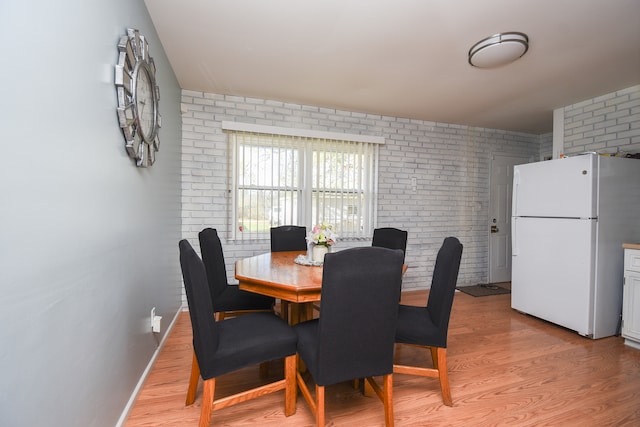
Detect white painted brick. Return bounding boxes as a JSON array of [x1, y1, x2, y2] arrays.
[[583, 101, 607, 113], [619, 128, 640, 139], [617, 98, 640, 111], [584, 128, 606, 138], [594, 134, 617, 144], [179, 89, 640, 292]]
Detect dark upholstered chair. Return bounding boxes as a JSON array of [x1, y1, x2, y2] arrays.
[[270, 225, 308, 320], [185, 228, 275, 405], [393, 237, 463, 407], [270, 225, 308, 252], [199, 228, 275, 319], [372, 227, 408, 262], [179, 239, 297, 426], [294, 247, 405, 426]]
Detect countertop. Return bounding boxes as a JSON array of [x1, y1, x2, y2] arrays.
[[623, 243, 640, 250]]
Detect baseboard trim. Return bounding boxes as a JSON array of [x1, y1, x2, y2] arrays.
[[115, 304, 185, 426]]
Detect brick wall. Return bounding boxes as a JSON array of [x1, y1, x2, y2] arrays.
[[563, 85, 640, 156], [181, 91, 539, 294], [539, 132, 553, 160]]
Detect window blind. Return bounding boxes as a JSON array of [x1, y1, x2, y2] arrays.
[[227, 125, 380, 241]]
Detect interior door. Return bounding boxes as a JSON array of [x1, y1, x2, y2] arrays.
[[488, 154, 530, 283]]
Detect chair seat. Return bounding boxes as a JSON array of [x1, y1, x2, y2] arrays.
[[395, 305, 445, 348], [293, 319, 320, 377], [200, 312, 297, 379], [212, 285, 274, 313], [295, 318, 394, 386]]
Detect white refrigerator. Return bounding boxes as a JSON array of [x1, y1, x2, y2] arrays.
[[511, 153, 640, 339]]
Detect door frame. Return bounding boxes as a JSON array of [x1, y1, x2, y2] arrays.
[[488, 153, 532, 283]]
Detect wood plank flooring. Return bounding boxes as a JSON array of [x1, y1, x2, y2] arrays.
[[125, 290, 640, 426]]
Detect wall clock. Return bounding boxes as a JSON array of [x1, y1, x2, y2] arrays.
[[115, 28, 161, 167]]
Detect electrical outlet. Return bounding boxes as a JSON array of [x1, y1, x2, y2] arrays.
[[151, 307, 162, 333], [152, 315, 162, 333]]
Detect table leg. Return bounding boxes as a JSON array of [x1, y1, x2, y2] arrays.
[[280, 300, 289, 323], [290, 302, 315, 324], [290, 303, 300, 325], [300, 302, 314, 322]]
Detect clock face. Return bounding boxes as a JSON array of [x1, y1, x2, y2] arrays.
[[135, 63, 156, 142], [115, 29, 161, 167]]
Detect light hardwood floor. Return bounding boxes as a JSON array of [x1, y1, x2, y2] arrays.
[[125, 290, 640, 426]]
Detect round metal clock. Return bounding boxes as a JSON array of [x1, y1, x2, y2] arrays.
[[115, 28, 161, 167]]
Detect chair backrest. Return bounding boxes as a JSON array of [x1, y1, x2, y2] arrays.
[[198, 228, 229, 300], [179, 239, 220, 375], [270, 225, 308, 252], [426, 237, 463, 345], [315, 246, 404, 386], [372, 227, 408, 261]]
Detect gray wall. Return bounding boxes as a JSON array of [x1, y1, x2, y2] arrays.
[[180, 91, 540, 292], [0, 1, 182, 426]]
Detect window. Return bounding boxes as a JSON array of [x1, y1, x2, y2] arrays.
[[224, 122, 383, 241]]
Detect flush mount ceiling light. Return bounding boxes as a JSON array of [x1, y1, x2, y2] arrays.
[[468, 32, 529, 68]]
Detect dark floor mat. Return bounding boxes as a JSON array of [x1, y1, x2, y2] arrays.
[[456, 284, 511, 297]]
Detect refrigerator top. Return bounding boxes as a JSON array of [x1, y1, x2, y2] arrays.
[[513, 153, 597, 218]]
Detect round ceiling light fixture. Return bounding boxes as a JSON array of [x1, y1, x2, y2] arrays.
[[468, 32, 529, 68]]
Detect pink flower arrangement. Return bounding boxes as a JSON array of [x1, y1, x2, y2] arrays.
[[307, 223, 338, 247]]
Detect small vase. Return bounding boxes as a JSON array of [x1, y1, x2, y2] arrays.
[[312, 245, 329, 263]]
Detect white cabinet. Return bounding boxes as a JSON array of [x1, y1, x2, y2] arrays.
[[622, 247, 640, 349]]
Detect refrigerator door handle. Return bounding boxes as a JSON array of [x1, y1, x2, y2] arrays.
[[512, 218, 519, 256], [512, 168, 520, 217]]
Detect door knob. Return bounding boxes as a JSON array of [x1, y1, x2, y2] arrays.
[[491, 225, 499, 233]]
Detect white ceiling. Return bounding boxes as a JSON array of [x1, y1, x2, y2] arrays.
[[144, 0, 640, 135]]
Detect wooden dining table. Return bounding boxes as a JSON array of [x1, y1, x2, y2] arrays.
[[235, 250, 408, 325], [235, 251, 321, 324]]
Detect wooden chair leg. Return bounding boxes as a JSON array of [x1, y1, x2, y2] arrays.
[[434, 347, 452, 406], [284, 354, 297, 416], [364, 378, 374, 397], [430, 347, 438, 369], [383, 373, 394, 427], [199, 378, 216, 427], [315, 384, 325, 427], [394, 344, 453, 407], [365, 375, 394, 427], [186, 351, 200, 405]]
